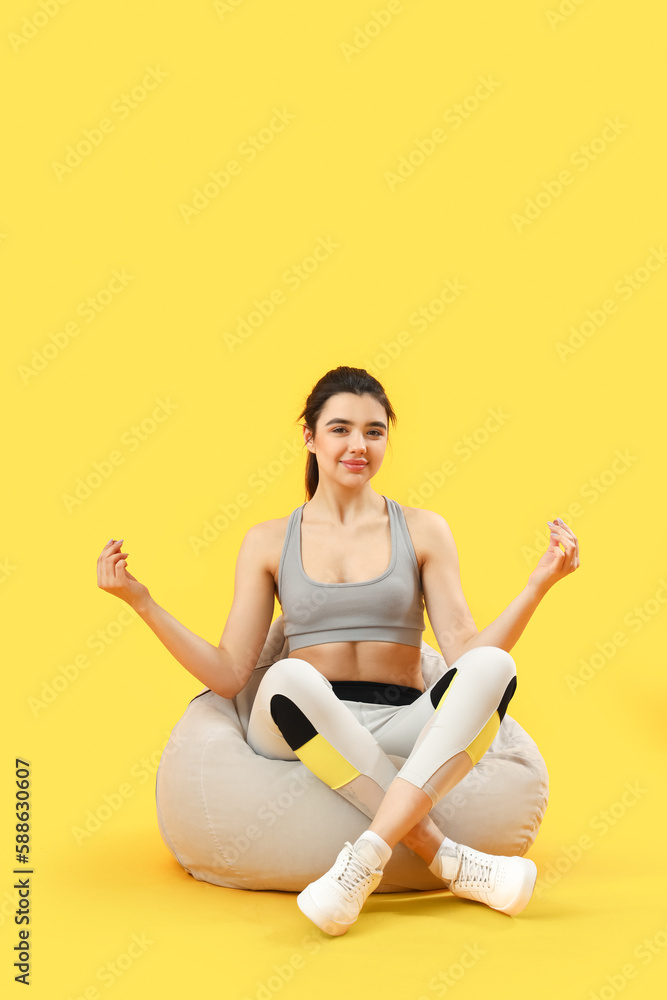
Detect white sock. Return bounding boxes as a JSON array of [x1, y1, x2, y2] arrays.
[[428, 835, 461, 882], [352, 830, 392, 870]]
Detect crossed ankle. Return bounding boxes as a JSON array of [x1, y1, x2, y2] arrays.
[[354, 830, 393, 869], [428, 836, 461, 882]]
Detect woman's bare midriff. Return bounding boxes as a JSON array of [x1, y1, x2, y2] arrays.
[[287, 640, 425, 690]]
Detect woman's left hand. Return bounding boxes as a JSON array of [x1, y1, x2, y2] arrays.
[[527, 518, 580, 594]]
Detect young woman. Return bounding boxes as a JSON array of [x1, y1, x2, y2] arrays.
[[97, 365, 579, 937]]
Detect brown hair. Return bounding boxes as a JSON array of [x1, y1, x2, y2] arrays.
[[297, 366, 397, 501]]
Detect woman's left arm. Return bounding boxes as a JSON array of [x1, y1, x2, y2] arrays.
[[421, 513, 580, 663]]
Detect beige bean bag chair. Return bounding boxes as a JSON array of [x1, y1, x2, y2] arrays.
[[156, 616, 549, 892]]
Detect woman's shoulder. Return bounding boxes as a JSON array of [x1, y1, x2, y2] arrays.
[[245, 506, 297, 541], [242, 505, 301, 572], [393, 502, 454, 569], [393, 500, 451, 530]]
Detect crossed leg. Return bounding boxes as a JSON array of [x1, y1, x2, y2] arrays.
[[246, 645, 517, 864]]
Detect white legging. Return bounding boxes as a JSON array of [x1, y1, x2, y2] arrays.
[[246, 646, 517, 819]]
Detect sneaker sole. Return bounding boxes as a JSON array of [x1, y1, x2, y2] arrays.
[[296, 885, 354, 936], [495, 859, 538, 916]]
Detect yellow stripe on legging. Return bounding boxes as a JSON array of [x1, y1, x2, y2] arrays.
[[295, 733, 361, 789], [463, 711, 501, 766], [434, 674, 457, 712]]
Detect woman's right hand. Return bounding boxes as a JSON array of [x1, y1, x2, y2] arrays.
[[97, 538, 151, 610]]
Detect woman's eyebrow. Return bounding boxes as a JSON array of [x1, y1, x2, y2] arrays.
[[323, 418, 387, 429]]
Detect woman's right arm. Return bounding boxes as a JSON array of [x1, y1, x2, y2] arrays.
[[97, 525, 276, 699]]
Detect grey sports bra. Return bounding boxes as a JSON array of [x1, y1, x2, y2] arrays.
[[277, 495, 426, 651]]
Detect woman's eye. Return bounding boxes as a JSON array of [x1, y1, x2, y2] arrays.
[[332, 427, 382, 436]]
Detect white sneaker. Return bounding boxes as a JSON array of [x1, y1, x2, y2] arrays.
[[297, 839, 384, 936], [431, 838, 537, 916]]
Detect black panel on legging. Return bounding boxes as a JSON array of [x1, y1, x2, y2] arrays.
[[429, 667, 457, 709], [497, 675, 517, 722], [269, 694, 317, 751]]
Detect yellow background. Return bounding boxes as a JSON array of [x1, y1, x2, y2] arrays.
[[3, 0, 666, 997]]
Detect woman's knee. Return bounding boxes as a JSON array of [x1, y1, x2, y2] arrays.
[[452, 646, 517, 715], [255, 658, 333, 722], [452, 645, 516, 683], [248, 659, 327, 757], [259, 659, 340, 753]]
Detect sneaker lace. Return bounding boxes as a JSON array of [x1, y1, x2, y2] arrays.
[[335, 846, 377, 898], [457, 848, 493, 889]]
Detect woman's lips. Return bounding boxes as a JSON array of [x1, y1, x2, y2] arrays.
[[341, 461, 367, 470]]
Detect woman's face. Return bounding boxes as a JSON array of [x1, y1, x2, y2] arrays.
[[305, 392, 389, 485]]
